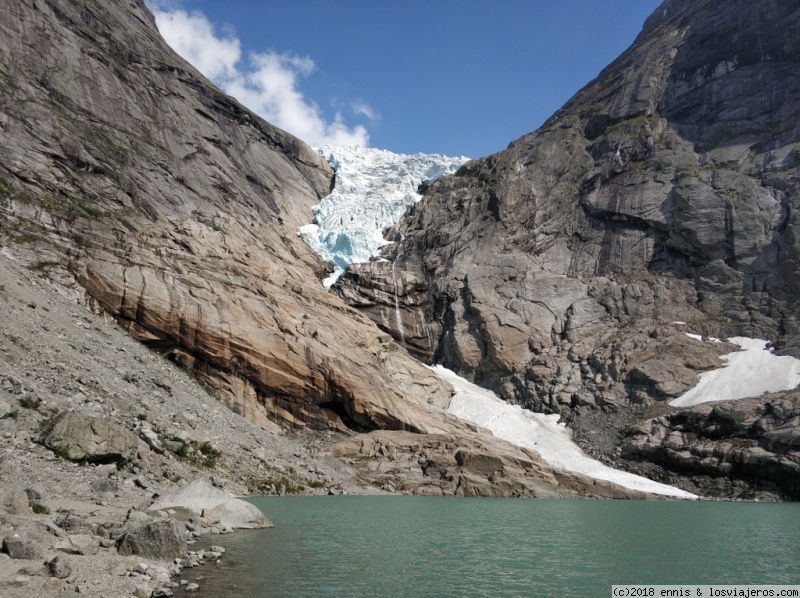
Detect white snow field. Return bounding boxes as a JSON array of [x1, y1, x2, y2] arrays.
[[432, 365, 697, 499], [670, 336, 800, 408], [298, 145, 468, 286]]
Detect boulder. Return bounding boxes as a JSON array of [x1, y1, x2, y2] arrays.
[[1, 488, 30, 515], [148, 479, 272, 529], [136, 426, 165, 454], [2, 534, 42, 559], [39, 411, 138, 463], [53, 514, 94, 535], [55, 534, 99, 556], [47, 555, 73, 579], [24, 486, 50, 514], [116, 519, 187, 560], [90, 477, 120, 494], [203, 499, 271, 530]]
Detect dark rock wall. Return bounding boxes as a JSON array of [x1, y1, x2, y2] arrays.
[[335, 0, 800, 497]]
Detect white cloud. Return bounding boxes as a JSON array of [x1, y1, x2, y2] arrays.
[[151, 8, 369, 147], [352, 100, 379, 122]]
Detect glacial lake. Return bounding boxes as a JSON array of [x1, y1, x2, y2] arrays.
[[189, 497, 800, 598]]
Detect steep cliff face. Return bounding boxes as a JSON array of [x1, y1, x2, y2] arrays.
[[337, 0, 800, 496], [0, 0, 454, 434], [0, 0, 683, 501]]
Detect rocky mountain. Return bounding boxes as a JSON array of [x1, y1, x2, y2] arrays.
[[1, 0, 796, 504], [0, 0, 668, 507], [338, 0, 800, 498], [0, 0, 459, 436]]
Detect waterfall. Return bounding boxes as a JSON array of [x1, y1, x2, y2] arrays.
[[391, 234, 406, 347]]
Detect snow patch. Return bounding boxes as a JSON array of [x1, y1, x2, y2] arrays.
[[432, 365, 697, 499], [299, 145, 468, 286], [670, 336, 800, 407]]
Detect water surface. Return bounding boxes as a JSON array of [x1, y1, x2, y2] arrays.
[[190, 497, 800, 598]]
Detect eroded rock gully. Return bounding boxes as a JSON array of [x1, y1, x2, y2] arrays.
[[337, 0, 800, 497]]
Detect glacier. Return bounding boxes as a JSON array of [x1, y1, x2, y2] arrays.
[[299, 145, 469, 287]]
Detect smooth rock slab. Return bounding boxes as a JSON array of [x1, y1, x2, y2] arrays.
[[148, 479, 272, 529]]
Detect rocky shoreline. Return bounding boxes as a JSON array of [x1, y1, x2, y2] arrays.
[[0, 254, 381, 598], [1, 480, 263, 598]]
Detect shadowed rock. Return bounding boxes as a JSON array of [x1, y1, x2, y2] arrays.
[[2, 534, 42, 559], [116, 519, 187, 560], [39, 411, 138, 463], [337, 0, 800, 496], [622, 391, 800, 499]]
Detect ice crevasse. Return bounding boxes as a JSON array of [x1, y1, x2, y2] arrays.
[[298, 145, 469, 287]]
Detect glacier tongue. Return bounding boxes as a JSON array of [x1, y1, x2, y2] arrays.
[[299, 145, 468, 286]]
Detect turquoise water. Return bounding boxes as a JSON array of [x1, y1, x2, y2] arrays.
[[189, 497, 800, 598]]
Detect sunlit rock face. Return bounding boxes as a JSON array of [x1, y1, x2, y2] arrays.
[[0, 0, 455, 433]]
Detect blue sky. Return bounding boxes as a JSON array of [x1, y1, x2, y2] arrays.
[[150, 1, 662, 158]]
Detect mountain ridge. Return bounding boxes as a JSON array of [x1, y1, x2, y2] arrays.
[[338, 0, 800, 498]]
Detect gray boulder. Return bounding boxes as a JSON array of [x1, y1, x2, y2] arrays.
[[116, 519, 187, 560], [1, 487, 30, 515], [136, 426, 165, 454], [24, 486, 50, 513], [148, 479, 272, 529], [39, 411, 138, 463], [55, 534, 99, 556], [2, 534, 42, 559], [48, 555, 73, 579], [54, 514, 94, 535], [90, 476, 120, 494]]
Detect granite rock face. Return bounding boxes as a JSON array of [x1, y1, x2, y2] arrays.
[[338, 0, 800, 495], [0, 0, 452, 434], [622, 391, 800, 499], [0, 0, 632, 501], [333, 429, 654, 499]]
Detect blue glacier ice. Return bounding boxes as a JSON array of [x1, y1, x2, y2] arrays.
[[298, 145, 469, 287]]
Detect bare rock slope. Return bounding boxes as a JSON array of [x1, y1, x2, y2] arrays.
[[0, 0, 452, 434]]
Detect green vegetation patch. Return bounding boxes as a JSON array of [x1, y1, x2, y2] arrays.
[[19, 395, 41, 410], [174, 440, 222, 469]]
